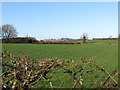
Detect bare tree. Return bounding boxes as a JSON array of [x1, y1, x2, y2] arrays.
[[1, 24, 18, 39], [81, 33, 88, 43]]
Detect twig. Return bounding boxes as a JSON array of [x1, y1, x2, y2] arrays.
[[73, 80, 77, 88], [59, 81, 64, 88], [102, 70, 116, 86], [49, 81, 53, 88], [95, 64, 119, 86]]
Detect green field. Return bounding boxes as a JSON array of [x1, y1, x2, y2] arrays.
[[2, 40, 118, 88], [2, 40, 118, 70]]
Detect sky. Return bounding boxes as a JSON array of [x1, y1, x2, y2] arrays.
[[2, 2, 118, 40]]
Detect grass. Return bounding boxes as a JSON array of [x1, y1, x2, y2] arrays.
[[2, 40, 118, 70], [2, 40, 118, 88], [70, 39, 118, 44]]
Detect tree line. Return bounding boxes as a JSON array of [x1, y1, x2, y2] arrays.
[[1, 24, 118, 44], [0, 24, 89, 44]]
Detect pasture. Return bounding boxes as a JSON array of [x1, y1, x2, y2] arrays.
[[2, 40, 118, 70], [2, 40, 118, 88]]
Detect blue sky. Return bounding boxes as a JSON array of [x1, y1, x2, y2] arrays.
[[2, 2, 118, 40]]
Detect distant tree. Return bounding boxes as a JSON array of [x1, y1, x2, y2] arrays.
[[1, 24, 18, 39], [81, 33, 88, 43]]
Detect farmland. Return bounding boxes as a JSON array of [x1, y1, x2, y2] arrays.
[[2, 40, 118, 88], [2, 40, 118, 70]]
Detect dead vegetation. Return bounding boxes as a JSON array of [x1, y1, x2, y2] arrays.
[[2, 51, 120, 89]]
